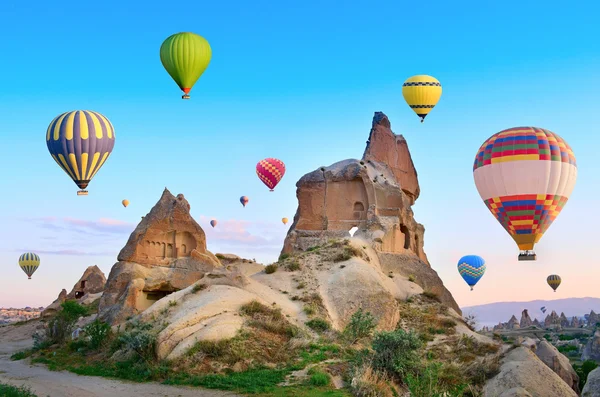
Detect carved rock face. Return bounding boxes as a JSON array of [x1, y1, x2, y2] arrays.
[[66, 265, 106, 300]]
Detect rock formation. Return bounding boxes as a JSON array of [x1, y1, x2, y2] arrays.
[[588, 310, 600, 328], [66, 265, 106, 300], [98, 189, 221, 325], [535, 340, 580, 393], [281, 112, 460, 314], [560, 312, 570, 327], [545, 310, 561, 329], [519, 309, 533, 328], [571, 316, 581, 328], [41, 289, 67, 317], [582, 366, 600, 396], [582, 330, 600, 362], [533, 318, 542, 328], [507, 315, 520, 330]]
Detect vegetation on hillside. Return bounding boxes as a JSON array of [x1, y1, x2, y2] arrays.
[[0, 383, 37, 397]]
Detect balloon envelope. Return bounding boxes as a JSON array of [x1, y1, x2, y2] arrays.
[[240, 196, 249, 207], [457, 255, 486, 291], [122, 199, 129, 207], [46, 110, 116, 195], [256, 158, 285, 191], [547, 274, 561, 292], [210, 219, 217, 228], [18, 252, 40, 279], [160, 32, 212, 99], [473, 127, 577, 256], [282, 217, 288, 225], [402, 75, 442, 122]]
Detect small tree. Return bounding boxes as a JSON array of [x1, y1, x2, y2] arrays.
[[372, 329, 423, 379], [344, 309, 377, 344], [46, 300, 90, 344]]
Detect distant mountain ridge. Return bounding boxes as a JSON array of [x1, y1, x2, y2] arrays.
[[462, 297, 600, 328]]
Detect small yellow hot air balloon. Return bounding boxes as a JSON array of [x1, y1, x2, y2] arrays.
[[402, 75, 442, 122], [282, 218, 288, 225], [18, 253, 40, 280], [122, 199, 129, 208]]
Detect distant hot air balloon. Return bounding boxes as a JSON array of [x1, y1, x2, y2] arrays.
[[547, 274, 561, 292], [256, 158, 285, 191], [18, 253, 40, 280], [160, 32, 212, 99], [402, 75, 442, 123], [122, 199, 129, 208], [473, 127, 577, 261], [541, 306, 547, 314], [46, 110, 116, 196], [210, 219, 217, 228], [457, 255, 486, 291], [240, 196, 249, 207], [282, 217, 288, 225]]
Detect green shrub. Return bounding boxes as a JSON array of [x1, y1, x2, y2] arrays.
[[265, 264, 278, 274], [45, 300, 91, 344], [192, 283, 207, 293], [117, 321, 157, 362], [421, 291, 441, 302], [405, 362, 467, 397], [408, 274, 416, 282], [344, 309, 377, 344], [371, 329, 422, 379], [286, 261, 301, 271], [85, 319, 112, 349], [306, 318, 331, 332], [307, 367, 330, 386], [278, 253, 290, 261], [0, 382, 38, 397], [574, 359, 599, 390]]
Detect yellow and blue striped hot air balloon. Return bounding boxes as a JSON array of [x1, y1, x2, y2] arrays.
[[46, 110, 116, 195], [402, 75, 442, 123], [547, 274, 561, 292], [18, 252, 40, 280], [457, 255, 486, 291]]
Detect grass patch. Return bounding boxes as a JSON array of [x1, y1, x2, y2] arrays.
[[192, 283, 207, 293], [421, 291, 441, 302], [0, 383, 38, 397], [408, 274, 416, 282], [286, 261, 301, 271], [297, 282, 306, 290], [10, 351, 31, 361], [265, 264, 278, 274], [278, 253, 290, 261], [332, 246, 362, 263], [307, 367, 330, 386], [306, 319, 331, 333]]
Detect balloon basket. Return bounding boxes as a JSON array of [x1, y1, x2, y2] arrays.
[[269, 189, 274, 192], [518, 252, 536, 261], [77, 190, 89, 196], [182, 94, 190, 99]]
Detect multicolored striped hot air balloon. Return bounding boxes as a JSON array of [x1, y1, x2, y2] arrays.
[[473, 127, 577, 261], [402, 75, 442, 123], [240, 196, 249, 207], [160, 32, 212, 99], [256, 158, 285, 191], [18, 253, 40, 280], [547, 274, 561, 292], [46, 110, 116, 196], [210, 219, 217, 228], [457, 255, 486, 291]]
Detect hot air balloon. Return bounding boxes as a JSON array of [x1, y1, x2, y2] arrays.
[[46, 110, 116, 196], [541, 306, 547, 314], [282, 217, 288, 225], [547, 275, 561, 292], [18, 253, 40, 280], [402, 75, 442, 123], [240, 196, 249, 207], [473, 127, 577, 261], [256, 158, 285, 191], [160, 32, 212, 99], [122, 199, 129, 208], [457, 255, 486, 291], [210, 219, 217, 228]]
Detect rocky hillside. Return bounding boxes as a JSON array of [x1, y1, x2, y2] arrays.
[[9, 112, 597, 396]]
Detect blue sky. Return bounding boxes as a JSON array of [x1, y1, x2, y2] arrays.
[[0, 0, 599, 309]]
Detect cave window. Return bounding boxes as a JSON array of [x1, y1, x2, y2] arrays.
[[181, 244, 187, 254], [81, 280, 86, 289], [400, 224, 411, 250], [353, 202, 365, 211], [75, 291, 84, 299], [415, 234, 420, 255], [161, 243, 166, 258], [166, 244, 173, 258]]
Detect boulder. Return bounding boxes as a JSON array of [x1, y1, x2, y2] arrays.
[[484, 347, 578, 397], [582, 367, 600, 397], [66, 265, 106, 300], [281, 112, 459, 314], [535, 340, 580, 393], [41, 289, 67, 317]]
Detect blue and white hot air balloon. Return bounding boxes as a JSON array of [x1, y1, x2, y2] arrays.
[[457, 255, 486, 291]]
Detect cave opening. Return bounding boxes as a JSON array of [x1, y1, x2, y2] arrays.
[[400, 224, 411, 250]]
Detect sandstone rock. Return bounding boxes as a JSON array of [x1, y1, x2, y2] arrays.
[[66, 265, 106, 300], [535, 340, 580, 393], [498, 388, 533, 397], [582, 330, 600, 362], [545, 310, 561, 329], [362, 111, 420, 203], [520, 337, 538, 351], [484, 347, 578, 397], [281, 112, 459, 314], [532, 319, 542, 328], [571, 316, 581, 328], [79, 292, 103, 306], [507, 315, 520, 330], [588, 310, 600, 328], [98, 189, 221, 325], [582, 367, 600, 397], [519, 310, 533, 328], [41, 289, 67, 316], [560, 312, 570, 327]]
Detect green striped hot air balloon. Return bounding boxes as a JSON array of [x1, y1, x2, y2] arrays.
[[19, 253, 40, 280], [160, 32, 212, 99]]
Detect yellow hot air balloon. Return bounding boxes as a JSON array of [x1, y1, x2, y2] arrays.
[[122, 199, 129, 208], [402, 75, 442, 122], [282, 217, 288, 225], [547, 274, 561, 292], [18, 253, 40, 280], [160, 32, 212, 99]]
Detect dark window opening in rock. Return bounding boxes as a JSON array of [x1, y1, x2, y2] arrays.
[[145, 290, 174, 301], [166, 243, 173, 258], [415, 234, 420, 256], [400, 224, 411, 250], [181, 244, 187, 254], [353, 202, 365, 211], [161, 243, 166, 258], [75, 291, 84, 299], [81, 280, 86, 289]]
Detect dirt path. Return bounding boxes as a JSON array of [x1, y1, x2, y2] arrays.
[[0, 322, 242, 397]]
